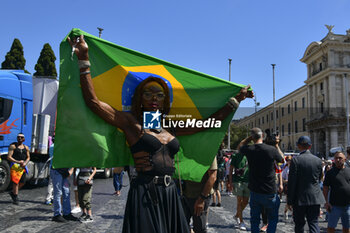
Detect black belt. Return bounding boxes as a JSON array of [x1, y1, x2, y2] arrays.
[[136, 175, 172, 206], [152, 175, 172, 186]]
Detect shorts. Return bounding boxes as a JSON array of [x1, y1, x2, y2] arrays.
[[233, 182, 249, 197], [217, 169, 225, 182], [213, 179, 219, 190], [19, 172, 26, 183], [328, 205, 350, 229]]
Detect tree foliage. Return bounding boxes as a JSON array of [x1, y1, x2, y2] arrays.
[[223, 123, 249, 150], [1, 38, 28, 72], [34, 43, 57, 77]]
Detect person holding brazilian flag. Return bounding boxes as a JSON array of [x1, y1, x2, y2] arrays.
[[54, 28, 253, 233]]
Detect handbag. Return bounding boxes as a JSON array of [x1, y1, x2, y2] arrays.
[[78, 176, 93, 186]]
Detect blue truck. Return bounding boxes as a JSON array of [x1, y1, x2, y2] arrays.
[[0, 70, 57, 192]]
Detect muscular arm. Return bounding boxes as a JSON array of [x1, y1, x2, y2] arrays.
[[323, 185, 331, 211], [202, 169, 217, 197], [194, 169, 217, 216], [238, 136, 253, 152], [176, 86, 253, 136], [7, 145, 17, 163], [23, 146, 30, 167], [69, 35, 131, 131], [228, 164, 234, 191], [275, 144, 285, 163], [175, 98, 239, 136], [277, 172, 283, 193]]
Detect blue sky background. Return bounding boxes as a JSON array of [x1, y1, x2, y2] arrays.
[[1, 0, 350, 115]]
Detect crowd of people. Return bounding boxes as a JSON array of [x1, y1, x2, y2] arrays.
[[6, 34, 349, 233], [8, 130, 349, 232]]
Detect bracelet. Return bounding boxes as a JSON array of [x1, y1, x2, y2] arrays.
[[78, 60, 91, 69], [227, 97, 239, 109], [80, 71, 91, 75]]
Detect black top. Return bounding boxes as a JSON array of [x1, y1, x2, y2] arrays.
[[12, 142, 27, 161], [130, 133, 180, 176], [323, 166, 350, 206], [240, 143, 282, 194]]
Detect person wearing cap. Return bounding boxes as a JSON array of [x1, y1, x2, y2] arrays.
[[7, 133, 30, 205], [287, 136, 325, 233], [238, 127, 284, 233]]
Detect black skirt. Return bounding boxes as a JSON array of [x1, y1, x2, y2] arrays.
[[122, 176, 190, 233]]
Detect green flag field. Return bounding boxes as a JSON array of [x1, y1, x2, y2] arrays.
[[53, 28, 247, 182]]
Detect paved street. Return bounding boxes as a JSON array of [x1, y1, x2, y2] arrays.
[[0, 176, 344, 233]]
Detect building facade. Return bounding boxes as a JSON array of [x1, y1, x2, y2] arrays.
[[237, 26, 350, 156], [237, 85, 308, 152]]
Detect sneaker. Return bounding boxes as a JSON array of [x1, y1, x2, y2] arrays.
[[210, 203, 216, 207], [44, 200, 52, 205], [9, 192, 15, 201], [260, 224, 268, 232], [284, 212, 289, 220], [71, 206, 81, 214], [63, 213, 79, 221], [79, 213, 87, 222], [233, 216, 241, 226], [216, 203, 221, 207], [9, 192, 19, 205], [239, 222, 247, 231], [52, 215, 67, 223], [83, 215, 93, 223]]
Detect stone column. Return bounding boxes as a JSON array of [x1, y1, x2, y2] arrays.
[[309, 84, 314, 116], [343, 75, 347, 113], [313, 131, 318, 154], [330, 128, 338, 149], [324, 77, 328, 111], [345, 127, 349, 148], [329, 74, 337, 109], [325, 128, 329, 158], [328, 49, 335, 68], [313, 84, 318, 114]]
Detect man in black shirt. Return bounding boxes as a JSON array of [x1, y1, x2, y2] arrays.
[[7, 133, 30, 205], [239, 127, 284, 233], [323, 151, 350, 233]]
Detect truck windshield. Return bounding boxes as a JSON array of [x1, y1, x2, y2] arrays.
[[0, 97, 13, 124]]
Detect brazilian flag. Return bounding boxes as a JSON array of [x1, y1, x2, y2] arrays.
[[53, 28, 246, 182]]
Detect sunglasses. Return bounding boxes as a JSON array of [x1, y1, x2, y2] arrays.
[[17, 136, 24, 139], [142, 92, 165, 100]]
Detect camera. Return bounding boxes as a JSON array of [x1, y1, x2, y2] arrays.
[[264, 129, 281, 146]]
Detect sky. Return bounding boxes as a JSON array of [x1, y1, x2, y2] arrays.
[[1, 0, 350, 115]]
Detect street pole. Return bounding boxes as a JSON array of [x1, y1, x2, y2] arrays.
[[254, 94, 260, 127], [345, 73, 349, 147], [271, 64, 276, 134], [228, 58, 232, 150], [97, 27, 104, 38]]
